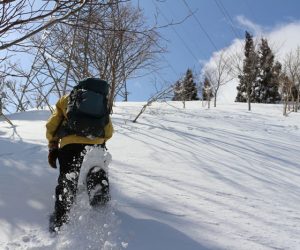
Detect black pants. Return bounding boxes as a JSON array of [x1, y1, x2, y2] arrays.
[[54, 143, 105, 224]]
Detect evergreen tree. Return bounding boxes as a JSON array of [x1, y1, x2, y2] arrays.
[[172, 69, 199, 101], [202, 76, 213, 101], [182, 69, 199, 101], [269, 61, 282, 103], [236, 31, 259, 110], [256, 38, 281, 103]]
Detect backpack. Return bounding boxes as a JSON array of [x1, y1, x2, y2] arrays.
[[65, 78, 110, 138]]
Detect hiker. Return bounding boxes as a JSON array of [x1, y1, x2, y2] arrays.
[[46, 78, 113, 232]]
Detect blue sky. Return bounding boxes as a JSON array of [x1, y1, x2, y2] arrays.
[[126, 0, 300, 101]]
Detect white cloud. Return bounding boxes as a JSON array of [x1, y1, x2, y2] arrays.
[[266, 21, 300, 59], [203, 19, 300, 103], [236, 15, 263, 36]]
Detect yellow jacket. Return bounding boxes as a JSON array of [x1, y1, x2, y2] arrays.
[[46, 95, 113, 148]]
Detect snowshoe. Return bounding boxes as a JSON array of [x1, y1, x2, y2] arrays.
[[86, 167, 110, 206], [49, 213, 61, 233], [48, 212, 68, 233]]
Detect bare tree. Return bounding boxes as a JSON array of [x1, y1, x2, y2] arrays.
[[24, 1, 163, 112], [0, 70, 14, 124], [4, 78, 33, 112], [0, 0, 88, 50], [0, 0, 89, 114], [82, 2, 163, 111], [0, 93, 14, 126], [202, 76, 213, 109], [4, 47, 57, 112], [133, 83, 173, 123], [279, 72, 293, 116], [283, 47, 300, 112], [2, 1, 193, 114], [203, 51, 233, 107]]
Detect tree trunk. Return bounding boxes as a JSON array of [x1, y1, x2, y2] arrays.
[[214, 91, 217, 107], [108, 63, 116, 113], [63, 13, 79, 95], [0, 98, 14, 125], [296, 84, 300, 112], [82, 2, 93, 78], [0, 97, 2, 114], [283, 94, 288, 116], [247, 83, 251, 111], [124, 81, 128, 102], [248, 97, 251, 111]]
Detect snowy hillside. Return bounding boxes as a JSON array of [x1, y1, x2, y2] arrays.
[[0, 102, 300, 250]]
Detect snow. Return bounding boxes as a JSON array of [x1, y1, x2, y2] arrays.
[[0, 102, 300, 250], [78, 146, 111, 189]]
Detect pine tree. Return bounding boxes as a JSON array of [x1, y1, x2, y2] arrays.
[[256, 38, 281, 103], [182, 69, 199, 101], [236, 31, 259, 111], [172, 69, 199, 101], [269, 61, 282, 103]]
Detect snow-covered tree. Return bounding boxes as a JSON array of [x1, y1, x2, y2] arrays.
[[202, 76, 213, 108], [182, 69, 199, 101], [172, 80, 183, 101], [269, 61, 282, 103], [202, 77, 213, 100], [172, 69, 199, 102], [236, 31, 259, 111], [255, 38, 281, 103]]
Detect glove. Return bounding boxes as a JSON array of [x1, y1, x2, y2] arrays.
[[48, 142, 59, 169]]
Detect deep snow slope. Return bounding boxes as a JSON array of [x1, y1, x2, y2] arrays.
[[0, 102, 300, 250]]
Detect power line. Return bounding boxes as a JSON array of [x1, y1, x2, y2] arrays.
[[160, 55, 179, 76], [181, 0, 219, 51], [152, 0, 200, 63], [166, 5, 205, 57], [214, 0, 241, 39]]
